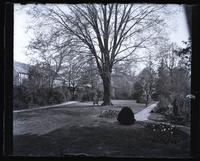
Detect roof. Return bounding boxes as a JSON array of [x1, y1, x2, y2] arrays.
[[14, 61, 30, 74]]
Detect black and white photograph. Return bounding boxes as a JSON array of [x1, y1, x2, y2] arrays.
[[12, 2, 192, 158]]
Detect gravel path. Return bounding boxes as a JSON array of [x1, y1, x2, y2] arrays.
[[135, 102, 158, 121]]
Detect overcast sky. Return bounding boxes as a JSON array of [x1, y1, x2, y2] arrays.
[[14, 4, 189, 66]]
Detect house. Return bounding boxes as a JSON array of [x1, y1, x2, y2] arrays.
[[13, 61, 30, 86], [13, 61, 65, 88]]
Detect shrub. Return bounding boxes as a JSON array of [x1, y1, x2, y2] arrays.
[[117, 107, 136, 125], [13, 86, 29, 110], [132, 81, 143, 100], [153, 96, 170, 114], [35, 87, 65, 105], [14, 86, 66, 110], [34, 88, 48, 105], [13, 98, 28, 110], [151, 92, 159, 101], [136, 97, 146, 104], [81, 91, 95, 101], [47, 88, 64, 104], [114, 91, 132, 100], [146, 123, 188, 144]]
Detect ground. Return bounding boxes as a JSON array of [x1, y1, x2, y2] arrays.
[[13, 100, 191, 158]]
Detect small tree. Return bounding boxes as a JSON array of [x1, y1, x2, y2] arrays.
[[112, 61, 135, 99], [133, 81, 143, 103], [25, 65, 45, 104], [175, 38, 191, 72], [137, 67, 156, 106]]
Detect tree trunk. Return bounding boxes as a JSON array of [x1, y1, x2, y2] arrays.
[[71, 84, 77, 101], [146, 94, 149, 107], [71, 88, 75, 100], [60, 86, 67, 102], [101, 72, 112, 106], [172, 98, 178, 116]]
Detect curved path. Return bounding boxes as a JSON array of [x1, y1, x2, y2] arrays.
[[135, 102, 158, 121]]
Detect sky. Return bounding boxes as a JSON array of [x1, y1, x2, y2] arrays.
[[14, 4, 189, 66]]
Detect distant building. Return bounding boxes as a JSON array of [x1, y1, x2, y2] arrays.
[[13, 61, 66, 88], [13, 61, 30, 86]]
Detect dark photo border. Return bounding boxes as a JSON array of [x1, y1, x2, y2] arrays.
[[2, 0, 200, 160]]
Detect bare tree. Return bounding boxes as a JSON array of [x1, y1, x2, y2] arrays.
[[60, 54, 91, 100], [28, 30, 75, 88], [28, 4, 166, 105], [163, 43, 180, 91]]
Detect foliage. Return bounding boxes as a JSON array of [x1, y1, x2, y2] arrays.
[[81, 92, 94, 102], [14, 83, 65, 110], [80, 88, 95, 101], [111, 62, 135, 100], [13, 85, 30, 110], [175, 39, 191, 71], [27, 4, 167, 105], [159, 96, 170, 109], [132, 66, 156, 105], [153, 41, 191, 122], [151, 92, 159, 101], [115, 92, 132, 100], [132, 81, 143, 101], [36, 87, 65, 105], [146, 123, 188, 144]]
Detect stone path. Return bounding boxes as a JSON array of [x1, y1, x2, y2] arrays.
[[135, 102, 158, 121]]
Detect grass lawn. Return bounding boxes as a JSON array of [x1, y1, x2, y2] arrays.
[[13, 100, 191, 158]]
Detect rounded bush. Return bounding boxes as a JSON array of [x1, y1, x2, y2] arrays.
[[117, 107, 136, 125]]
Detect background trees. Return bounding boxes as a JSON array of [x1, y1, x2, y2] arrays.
[[27, 4, 167, 105], [111, 61, 135, 100], [175, 39, 191, 72], [151, 40, 191, 122], [132, 66, 156, 106], [14, 4, 191, 124], [132, 81, 143, 103]]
